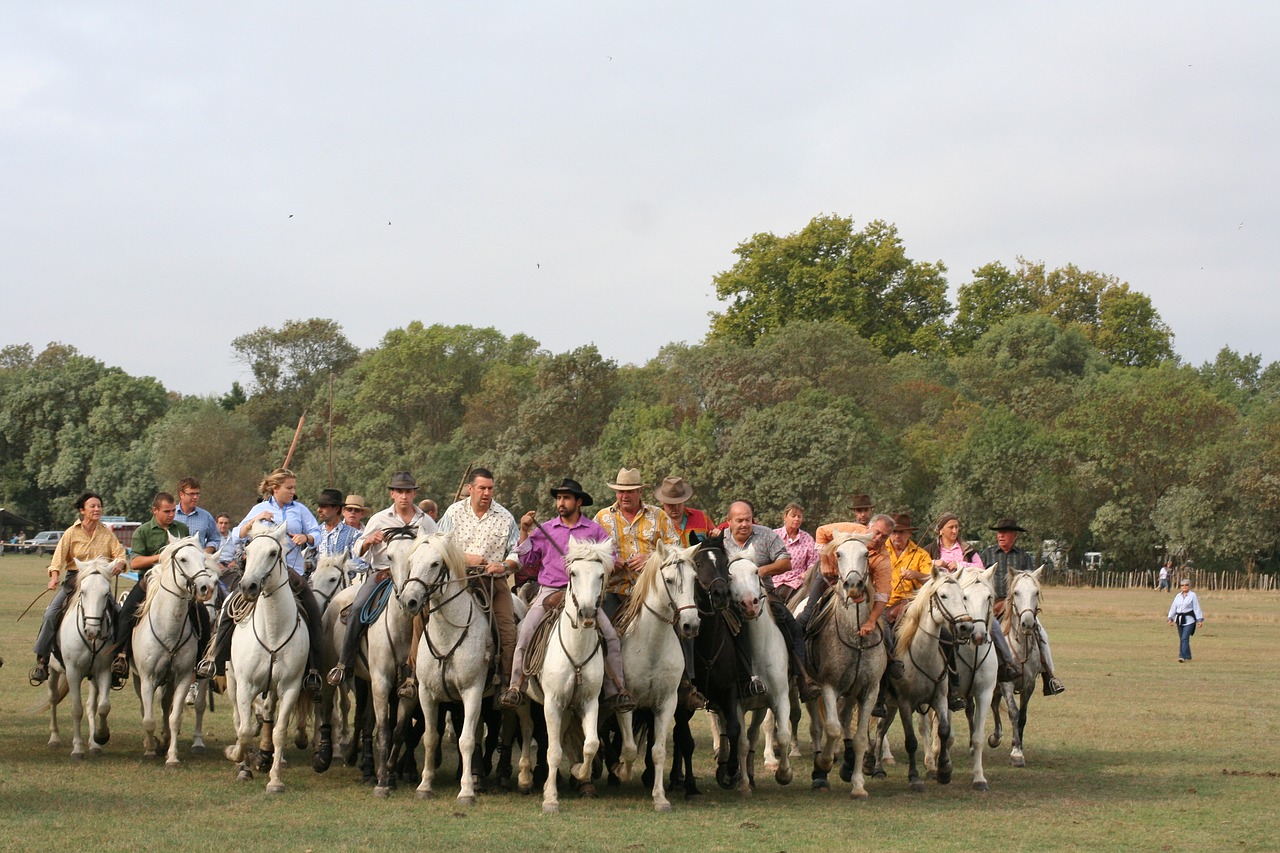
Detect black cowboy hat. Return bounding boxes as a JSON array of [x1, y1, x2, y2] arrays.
[[316, 488, 344, 508], [387, 471, 418, 490], [549, 477, 593, 507], [989, 517, 1027, 532]]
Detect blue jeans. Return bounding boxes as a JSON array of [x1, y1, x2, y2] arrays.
[[1178, 621, 1195, 660]]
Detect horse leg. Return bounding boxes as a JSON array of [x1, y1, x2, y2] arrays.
[[454, 686, 485, 805], [934, 701, 954, 785], [646, 699, 675, 812], [541, 703, 564, 814], [515, 704, 535, 794], [191, 677, 207, 755], [969, 683, 990, 791], [294, 690, 312, 751], [898, 704, 924, 792], [416, 695, 440, 800], [575, 702, 601, 790], [68, 668, 86, 759], [849, 691, 874, 800], [616, 709, 638, 783], [267, 687, 300, 793], [165, 673, 193, 768], [47, 671, 63, 749], [773, 695, 794, 785], [139, 676, 159, 758], [372, 679, 396, 797], [762, 709, 778, 771], [813, 687, 839, 785], [1012, 691, 1030, 767], [988, 684, 1005, 749], [739, 708, 757, 796], [88, 672, 109, 753], [229, 671, 258, 782]]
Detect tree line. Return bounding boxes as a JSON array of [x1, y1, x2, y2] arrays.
[[3, 214, 1277, 573]]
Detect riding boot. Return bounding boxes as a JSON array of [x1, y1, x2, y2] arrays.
[[288, 572, 324, 697], [679, 637, 708, 711], [313, 722, 334, 773], [399, 614, 423, 699], [29, 657, 49, 686], [32, 573, 76, 685], [988, 616, 1020, 682], [329, 574, 380, 685], [1036, 621, 1066, 695], [730, 622, 767, 698]]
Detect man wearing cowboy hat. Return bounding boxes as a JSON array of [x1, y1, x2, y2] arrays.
[[655, 476, 716, 547], [500, 478, 634, 712], [594, 467, 680, 617], [979, 517, 1065, 696], [310, 488, 362, 569], [327, 472, 437, 687], [851, 494, 875, 526], [870, 512, 932, 716]]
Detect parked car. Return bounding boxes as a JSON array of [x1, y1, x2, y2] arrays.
[[23, 530, 62, 555]]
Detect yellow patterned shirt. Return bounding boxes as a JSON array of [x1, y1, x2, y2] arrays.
[[593, 502, 679, 597], [47, 520, 127, 574], [887, 539, 933, 607]]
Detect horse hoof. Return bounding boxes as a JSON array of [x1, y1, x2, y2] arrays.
[[237, 770, 254, 782], [654, 801, 672, 813], [811, 777, 830, 791], [851, 789, 869, 800], [90, 745, 103, 756], [937, 769, 952, 785], [972, 781, 989, 792], [1011, 756, 1026, 768], [909, 780, 925, 793], [71, 752, 85, 762], [839, 764, 853, 784], [542, 803, 559, 815], [872, 769, 887, 779], [224, 745, 239, 762], [814, 753, 832, 773], [579, 783, 597, 799], [457, 795, 476, 806], [166, 758, 180, 769], [95, 727, 110, 746], [144, 750, 157, 759], [191, 744, 206, 756], [267, 783, 285, 794], [374, 786, 391, 799], [988, 734, 1001, 749], [416, 790, 433, 800], [294, 733, 308, 751], [775, 767, 793, 786]]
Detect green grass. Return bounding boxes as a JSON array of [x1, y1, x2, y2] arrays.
[[0, 553, 1276, 852]]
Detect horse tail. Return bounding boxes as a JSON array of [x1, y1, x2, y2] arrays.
[[28, 674, 70, 713]]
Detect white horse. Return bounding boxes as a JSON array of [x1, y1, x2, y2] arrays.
[[225, 523, 310, 792], [516, 537, 610, 814], [411, 531, 491, 804], [297, 549, 353, 754], [130, 535, 218, 767], [808, 532, 888, 799], [47, 558, 116, 759], [950, 565, 998, 791], [727, 547, 794, 794], [613, 541, 701, 812], [872, 571, 978, 791], [989, 566, 1045, 767]]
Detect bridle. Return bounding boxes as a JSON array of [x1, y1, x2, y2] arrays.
[[74, 570, 114, 657], [564, 553, 606, 630], [158, 541, 217, 602], [644, 553, 698, 627]]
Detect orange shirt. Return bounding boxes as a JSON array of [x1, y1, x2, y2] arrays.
[[887, 539, 933, 606], [814, 521, 891, 603]]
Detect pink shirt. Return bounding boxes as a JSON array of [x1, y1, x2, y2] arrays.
[[936, 542, 984, 573], [772, 527, 817, 589]]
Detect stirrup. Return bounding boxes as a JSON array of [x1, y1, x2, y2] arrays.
[[998, 662, 1019, 682], [397, 675, 417, 699], [887, 658, 905, 680], [606, 690, 637, 714], [678, 681, 707, 712], [1043, 676, 1065, 696], [798, 677, 823, 703], [947, 692, 966, 711], [195, 657, 217, 680], [326, 664, 347, 686], [111, 654, 130, 678], [740, 676, 767, 698], [871, 699, 888, 718], [498, 686, 524, 709], [303, 669, 323, 696], [29, 662, 49, 687]]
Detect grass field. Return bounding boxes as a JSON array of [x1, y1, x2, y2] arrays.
[[0, 552, 1276, 852]]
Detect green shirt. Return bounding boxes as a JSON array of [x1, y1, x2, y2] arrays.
[[132, 519, 190, 558]]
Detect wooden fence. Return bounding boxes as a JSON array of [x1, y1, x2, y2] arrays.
[[1043, 567, 1280, 591]]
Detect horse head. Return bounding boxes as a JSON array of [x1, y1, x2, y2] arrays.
[[564, 536, 610, 629], [163, 534, 217, 604], [692, 532, 731, 612], [401, 530, 464, 616], [726, 546, 764, 621], [240, 523, 291, 602], [958, 565, 996, 645], [647, 541, 701, 639], [309, 548, 351, 611], [72, 557, 115, 642], [1008, 566, 1044, 631], [830, 531, 873, 602], [929, 572, 978, 641]]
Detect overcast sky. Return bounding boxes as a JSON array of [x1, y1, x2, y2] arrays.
[[3, 3, 1276, 396]]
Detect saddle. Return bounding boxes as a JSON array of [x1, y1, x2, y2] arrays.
[[522, 592, 567, 679]]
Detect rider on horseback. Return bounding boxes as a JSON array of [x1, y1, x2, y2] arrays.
[[875, 513, 931, 716], [501, 477, 635, 712], [325, 471, 436, 690], [30, 492, 127, 686]]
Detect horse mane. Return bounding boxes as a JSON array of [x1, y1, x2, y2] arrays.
[[138, 534, 203, 620], [615, 545, 670, 634], [1000, 568, 1044, 632], [68, 557, 112, 609], [895, 572, 952, 658], [566, 537, 614, 588], [423, 531, 468, 583]]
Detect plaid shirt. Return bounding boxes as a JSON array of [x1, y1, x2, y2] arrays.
[[175, 505, 219, 551], [594, 502, 679, 597]]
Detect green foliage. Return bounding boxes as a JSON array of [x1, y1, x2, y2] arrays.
[[708, 215, 951, 357]]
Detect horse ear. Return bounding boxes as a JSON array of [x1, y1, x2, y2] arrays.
[[203, 551, 220, 572], [273, 523, 291, 544], [980, 565, 996, 586], [680, 542, 699, 561], [1031, 565, 1044, 582], [167, 531, 179, 545]]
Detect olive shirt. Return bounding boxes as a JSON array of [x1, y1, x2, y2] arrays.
[[132, 519, 191, 560], [46, 519, 127, 574]]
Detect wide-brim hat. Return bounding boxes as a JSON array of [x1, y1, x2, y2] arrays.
[[317, 488, 344, 508], [606, 467, 647, 491], [387, 471, 418, 490], [549, 478, 593, 507], [989, 517, 1027, 532], [653, 476, 693, 504], [343, 494, 368, 512], [851, 494, 875, 511], [891, 512, 917, 532]]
